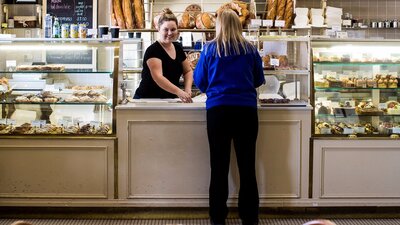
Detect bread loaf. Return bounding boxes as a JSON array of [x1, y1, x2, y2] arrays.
[[284, 0, 293, 28], [178, 12, 196, 29], [111, 1, 118, 26], [133, 0, 145, 29], [185, 4, 202, 16], [267, 0, 277, 20], [216, 1, 250, 27], [276, 0, 286, 20], [195, 12, 216, 29], [122, 0, 134, 29], [113, 0, 126, 29]]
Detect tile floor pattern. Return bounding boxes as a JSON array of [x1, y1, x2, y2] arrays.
[[1, 219, 400, 225]]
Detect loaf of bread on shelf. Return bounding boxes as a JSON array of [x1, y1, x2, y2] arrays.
[[284, 0, 294, 28], [216, 1, 250, 27], [122, 0, 134, 29], [195, 12, 216, 29], [133, 0, 145, 29], [276, 0, 286, 20], [185, 4, 202, 16], [16, 64, 65, 71], [111, 0, 118, 26], [113, 0, 126, 29], [178, 12, 196, 29], [267, 0, 277, 20], [262, 55, 271, 67], [278, 55, 288, 67]]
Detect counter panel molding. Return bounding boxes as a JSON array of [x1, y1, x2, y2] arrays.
[[0, 139, 115, 201], [313, 139, 400, 206], [257, 119, 301, 199]]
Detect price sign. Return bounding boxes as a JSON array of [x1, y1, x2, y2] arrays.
[[392, 127, 400, 134], [263, 20, 273, 27], [31, 120, 46, 127], [270, 58, 280, 66], [251, 19, 262, 27], [275, 20, 285, 27]]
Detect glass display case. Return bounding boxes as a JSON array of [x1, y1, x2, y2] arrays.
[[312, 39, 400, 137], [257, 35, 310, 106], [0, 38, 119, 135]]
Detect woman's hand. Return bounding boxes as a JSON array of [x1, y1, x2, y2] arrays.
[[177, 89, 193, 103]]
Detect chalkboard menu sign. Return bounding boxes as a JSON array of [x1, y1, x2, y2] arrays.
[[46, 49, 93, 65], [47, 0, 95, 28]]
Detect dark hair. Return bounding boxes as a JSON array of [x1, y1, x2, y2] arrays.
[[158, 8, 178, 28]]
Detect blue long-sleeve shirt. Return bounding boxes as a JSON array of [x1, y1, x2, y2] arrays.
[[194, 42, 265, 109]]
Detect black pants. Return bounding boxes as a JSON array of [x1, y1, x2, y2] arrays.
[[207, 105, 259, 224]]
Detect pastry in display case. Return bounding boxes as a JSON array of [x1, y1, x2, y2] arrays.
[[0, 38, 119, 135], [312, 39, 400, 137], [258, 35, 310, 106]]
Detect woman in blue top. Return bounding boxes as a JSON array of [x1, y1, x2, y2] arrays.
[[194, 9, 265, 225]]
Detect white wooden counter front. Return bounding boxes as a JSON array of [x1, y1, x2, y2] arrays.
[[117, 102, 312, 207]]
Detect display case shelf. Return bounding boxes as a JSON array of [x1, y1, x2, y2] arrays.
[[315, 87, 400, 91], [0, 101, 111, 105], [314, 62, 400, 66], [263, 69, 309, 75], [0, 70, 113, 74], [316, 114, 400, 118]]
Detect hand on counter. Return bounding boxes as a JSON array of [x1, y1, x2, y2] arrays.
[[177, 89, 193, 103]]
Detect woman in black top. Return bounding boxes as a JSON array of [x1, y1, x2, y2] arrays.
[[134, 8, 193, 103]]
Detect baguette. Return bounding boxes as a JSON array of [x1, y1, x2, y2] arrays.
[[284, 0, 293, 28], [113, 0, 126, 29], [276, 0, 286, 20], [267, 0, 277, 20], [111, 0, 118, 26], [122, 0, 134, 29], [133, 0, 145, 29]]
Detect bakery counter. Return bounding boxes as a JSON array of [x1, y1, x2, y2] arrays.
[[117, 103, 312, 207]]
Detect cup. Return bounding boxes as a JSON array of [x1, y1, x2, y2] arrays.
[[135, 32, 141, 38], [128, 32, 134, 38], [110, 26, 120, 38], [98, 25, 109, 38]]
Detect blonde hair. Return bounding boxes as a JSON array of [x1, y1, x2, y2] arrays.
[[213, 9, 253, 57], [157, 8, 178, 28]]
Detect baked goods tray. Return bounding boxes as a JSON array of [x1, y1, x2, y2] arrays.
[[259, 102, 309, 107]]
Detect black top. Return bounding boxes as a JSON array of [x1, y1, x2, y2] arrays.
[[135, 41, 187, 98]]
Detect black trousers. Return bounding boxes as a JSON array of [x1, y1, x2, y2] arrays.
[[206, 105, 259, 224]]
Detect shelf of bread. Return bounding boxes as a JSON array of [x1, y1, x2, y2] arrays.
[[315, 101, 400, 117], [0, 122, 112, 135], [315, 121, 400, 136], [0, 67, 113, 74], [12, 90, 108, 103], [314, 74, 400, 89], [264, 69, 309, 75], [258, 36, 309, 42]]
